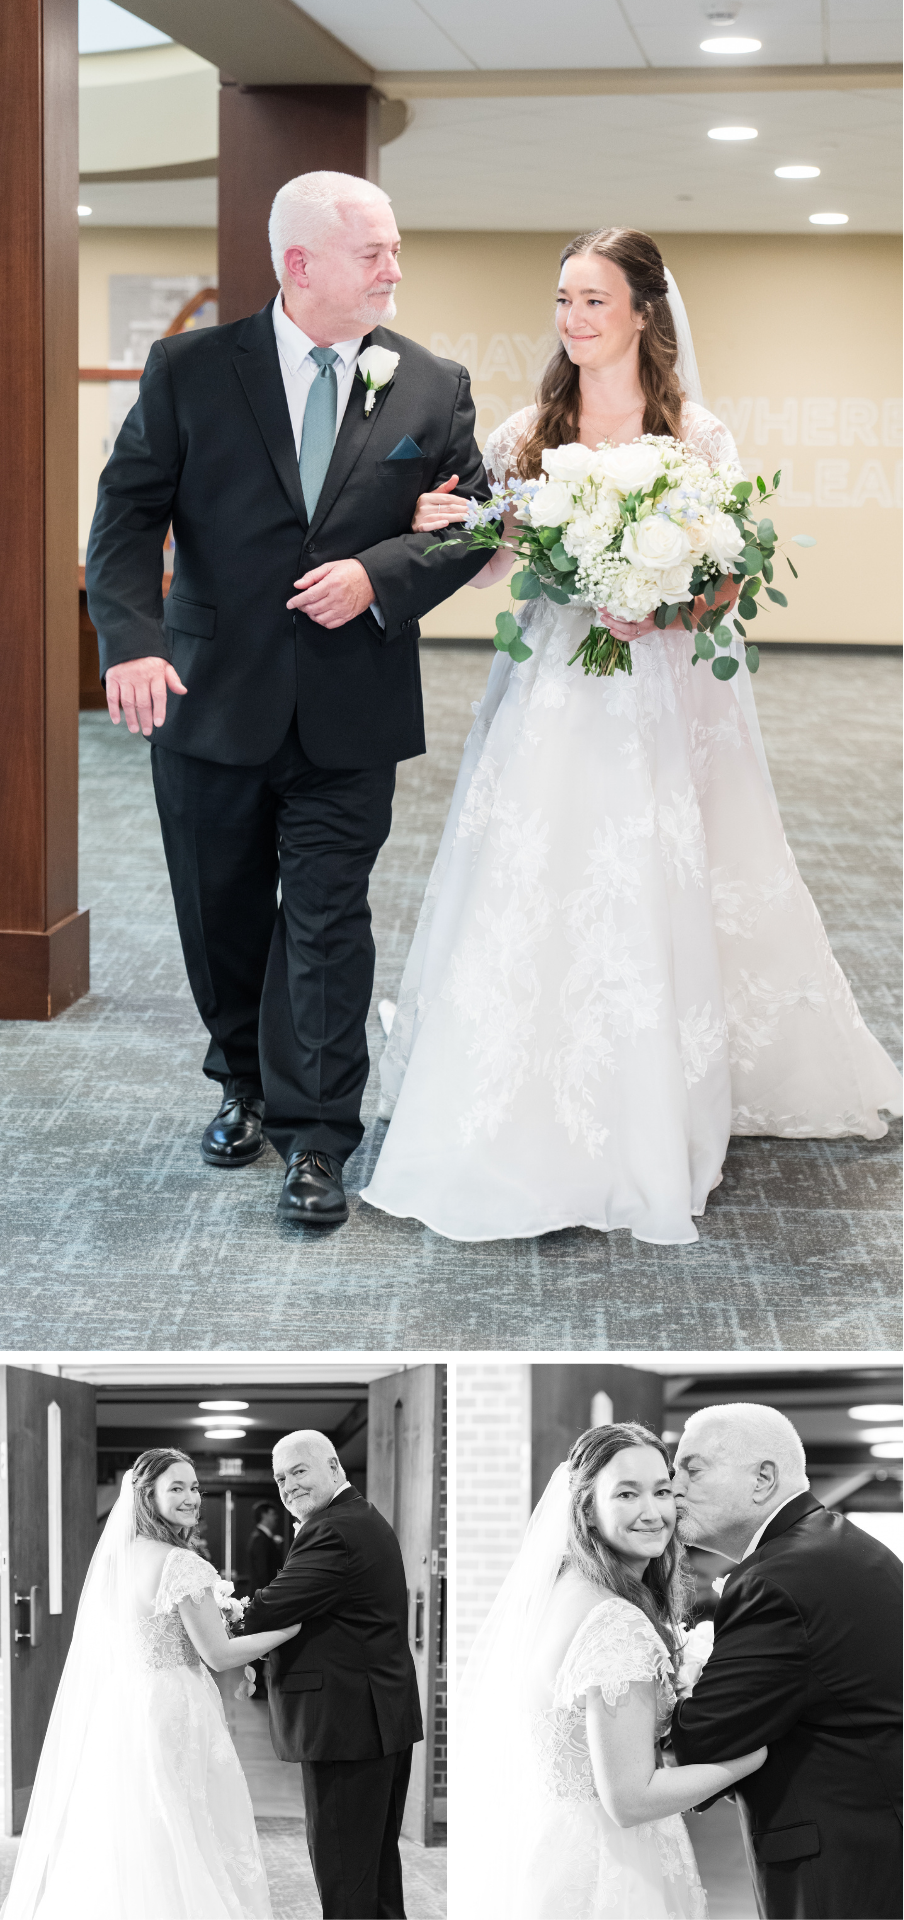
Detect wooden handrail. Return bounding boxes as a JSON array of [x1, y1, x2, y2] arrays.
[[79, 285, 218, 381]]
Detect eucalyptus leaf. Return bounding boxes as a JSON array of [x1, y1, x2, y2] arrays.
[[539, 526, 561, 549], [653, 606, 669, 629], [703, 579, 715, 606], [787, 558, 798, 579], [792, 533, 816, 547], [772, 470, 781, 488], [508, 637, 533, 663], [511, 569, 541, 600], [712, 654, 740, 681], [765, 586, 788, 606], [494, 611, 520, 651], [746, 577, 762, 595], [679, 607, 693, 630], [550, 543, 576, 572], [762, 558, 773, 583], [734, 619, 747, 639], [542, 582, 571, 605], [733, 481, 753, 502], [738, 596, 758, 620], [756, 475, 766, 495], [757, 519, 775, 542], [713, 625, 732, 648], [740, 547, 762, 573], [695, 633, 716, 659], [745, 644, 760, 672]]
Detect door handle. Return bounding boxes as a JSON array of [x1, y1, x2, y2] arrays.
[[414, 1588, 425, 1651], [14, 1586, 43, 1648]]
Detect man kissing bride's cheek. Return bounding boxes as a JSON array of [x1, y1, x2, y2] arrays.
[[456, 1405, 903, 1920]]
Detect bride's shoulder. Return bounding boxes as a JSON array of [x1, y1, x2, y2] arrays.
[[555, 1594, 673, 1705], [680, 400, 739, 465], [483, 405, 537, 484], [155, 1546, 218, 1611]]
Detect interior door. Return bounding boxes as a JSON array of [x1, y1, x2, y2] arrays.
[[0, 1367, 96, 1835], [367, 1365, 443, 1846]]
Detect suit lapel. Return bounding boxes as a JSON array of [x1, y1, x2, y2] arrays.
[[307, 328, 398, 538], [232, 307, 308, 531]]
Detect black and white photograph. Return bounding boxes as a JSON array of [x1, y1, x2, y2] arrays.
[[0, 1357, 446, 1919], [453, 1355, 904, 1919]]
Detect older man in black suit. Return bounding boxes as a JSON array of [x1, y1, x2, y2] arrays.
[[671, 1402, 902, 1920], [241, 1429, 422, 1919], [86, 169, 489, 1227]]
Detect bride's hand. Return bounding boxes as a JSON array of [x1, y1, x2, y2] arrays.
[[721, 1745, 768, 1782], [598, 607, 658, 642], [412, 474, 471, 532]]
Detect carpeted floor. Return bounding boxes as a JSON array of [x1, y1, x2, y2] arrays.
[[0, 646, 900, 1351]]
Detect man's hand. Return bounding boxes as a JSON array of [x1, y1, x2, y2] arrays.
[[287, 558, 375, 629], [105, 656, 188, 736]]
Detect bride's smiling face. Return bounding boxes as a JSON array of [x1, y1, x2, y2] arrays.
[[555, 252, 644, 373], [153, 1462, 202, 1533], [591, 1445, 677, 1573]]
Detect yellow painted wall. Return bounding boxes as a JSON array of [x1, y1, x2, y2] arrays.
[[78, 226, 901, 640]]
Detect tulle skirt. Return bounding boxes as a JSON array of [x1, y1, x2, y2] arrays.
[[362, 601, 902, 1245], [4, 1664, 271, 1920]]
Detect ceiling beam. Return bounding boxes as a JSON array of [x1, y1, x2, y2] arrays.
[[126, 0, 374, 86], [376, 63, 902, 100]]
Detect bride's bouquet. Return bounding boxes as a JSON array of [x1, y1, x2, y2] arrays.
[[453, 436, 813, 680], [213, 1579, 258, 1699]]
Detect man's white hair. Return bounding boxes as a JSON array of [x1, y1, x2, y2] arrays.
[[273, 1428, 341, 1470], [268, 171, 392, 285], [682, 1402, 809, 1488]]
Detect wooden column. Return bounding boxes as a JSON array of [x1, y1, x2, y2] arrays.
[[531, 1365, 665, 1509], [0, 0, 88, 1019], [218, 83, 379, 322]]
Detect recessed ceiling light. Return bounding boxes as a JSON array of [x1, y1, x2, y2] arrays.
[[700, 37, 762, 53], [775, 165, 821, 180], [870, 1439, 904, 1458], [708, 126, 758, 142], [198, 1399, 249, 1411], [809, 211, 848, 226], [854, 1426, 904, 1444], [849, 1404, 903, 1421], [204, 1425, 247, 1439], [77, 204, 92, 217]]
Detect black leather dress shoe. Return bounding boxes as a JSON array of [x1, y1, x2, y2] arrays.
[[277, 1150, 348, 1227], [200, 1096, 265, 1167]]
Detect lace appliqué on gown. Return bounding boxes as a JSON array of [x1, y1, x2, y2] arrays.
[[363, 403, 902, 1244], [524, 1599, 707, 1919]]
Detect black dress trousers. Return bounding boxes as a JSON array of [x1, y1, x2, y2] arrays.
[[151, 718, 395, 1164], [300, 1746, 412, 1920]]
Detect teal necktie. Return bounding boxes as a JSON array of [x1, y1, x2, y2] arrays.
[[299, 347, 339, 520]]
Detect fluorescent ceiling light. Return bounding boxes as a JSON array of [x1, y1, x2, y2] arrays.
[[854, 1426, 904, 1444], [775, 166, 820, 180], [809, 212, 848, 226], [849, 1404, 903, 1421], [708, 127, 758, 142], [870, 1440, 904, 1457], [77, 204, 92, 217], [198, 1399, 249, 1411], [204, 1425, 247, 1439], [700, 37, 761, 53]]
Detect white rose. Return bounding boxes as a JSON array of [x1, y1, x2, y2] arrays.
[[542, 442, 596, 485], [685, 514, 712, 556], [356, 345, 400, 387], [656, 560, 695, 600], [621, 515, 690, 571], [596, 442, 665, 494], [707, 510, 746, 572], [529, 480, 575, 529]]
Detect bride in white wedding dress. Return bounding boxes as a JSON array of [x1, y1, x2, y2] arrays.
[[454, 1422, 766, 1919], [362, 226, 902, 1245], [2, 1450, 300, 1920]]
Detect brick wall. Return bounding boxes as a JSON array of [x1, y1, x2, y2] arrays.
[[456, 1362, 531, 1678]]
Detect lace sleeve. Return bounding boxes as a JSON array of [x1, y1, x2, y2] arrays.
[[482, 405, 537, 485], [681, 401, 743, 477], [155, 1548, 219, 1614], [554, 1599, 675, 1710]]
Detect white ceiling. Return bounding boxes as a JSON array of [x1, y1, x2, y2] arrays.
[[79, 177, 218, 225], [297, 0, 903, 71], [381, 86, 902, 230]]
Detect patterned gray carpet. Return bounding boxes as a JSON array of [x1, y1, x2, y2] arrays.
[[0, 647, 899, 1350]]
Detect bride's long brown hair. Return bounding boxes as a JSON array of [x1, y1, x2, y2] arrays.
[[517, 228, 685, 479], [563, 1423, 693, 1663]]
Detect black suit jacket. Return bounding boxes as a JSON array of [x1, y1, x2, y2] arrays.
[[240, 1484, 423, 1765], [85, 308, 490, 768], [247, 1525, 284, 1589], [672, 1493, 903, 1919]]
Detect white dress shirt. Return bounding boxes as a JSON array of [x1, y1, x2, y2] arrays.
[[272, 295, 383, 624], [742, 1489, 805, 1559]]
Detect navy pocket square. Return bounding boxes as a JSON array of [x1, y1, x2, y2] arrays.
[[386, 436, 424, 460]]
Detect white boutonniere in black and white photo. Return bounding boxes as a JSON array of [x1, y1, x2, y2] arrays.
[[357, 345, 400, 414]]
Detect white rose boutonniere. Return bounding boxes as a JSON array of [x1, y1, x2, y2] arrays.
[[357, 345, 400, 415]]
